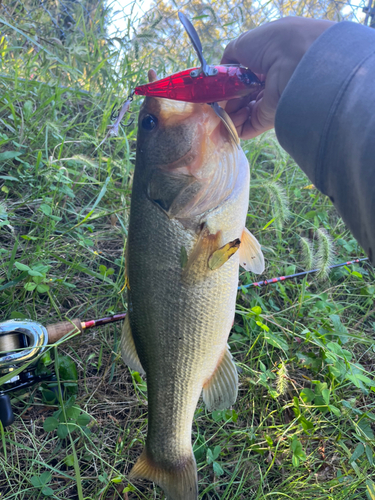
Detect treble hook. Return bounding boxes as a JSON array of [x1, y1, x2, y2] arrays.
[[108, 90, 135, 135]]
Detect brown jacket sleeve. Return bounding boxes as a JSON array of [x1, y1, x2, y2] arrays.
[[275, 21, 375, 264]]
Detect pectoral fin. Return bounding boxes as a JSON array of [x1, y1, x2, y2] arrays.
[[239, 227, 265, 274], [182, 227, 222, 279], [208, 239, 241, 270], [121, 315, 144, 374], [203, 346, 238, 411]]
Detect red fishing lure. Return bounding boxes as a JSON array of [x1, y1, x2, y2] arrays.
[[134, 65, 264, 104]]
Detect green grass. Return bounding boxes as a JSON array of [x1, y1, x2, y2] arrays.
[[1, 1, 375, 499]]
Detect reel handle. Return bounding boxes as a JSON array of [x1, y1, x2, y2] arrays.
[[46, 319, 82, 344]]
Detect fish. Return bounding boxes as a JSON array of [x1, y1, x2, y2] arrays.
[[121, 69, 264, 500]]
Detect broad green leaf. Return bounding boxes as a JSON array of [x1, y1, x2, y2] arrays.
[[358, 420, 375, 440], [329, 314, 349, 343], [21, 235, 38, 241], [28, 270, 44, 277], [57, 424, 69, 439], [291, 438, 302, 454], [111, 476, 123, 484], [300, 388, 315, 403], [64, 454, 75, 467], [24, 282, 37, 291], [366, 445, 374, 466], [322, 388, 330, 405], [329, 405, 341, 417], [213, 461, 224, 476], [66, 406, 81, 420], [292, 454, 300, 467], [122, 485, 135, 493], [356, 374, 375, 386], [350, 443, 365, 462], [41, 486, 54, 496], [299, 416, 314, 434], [77, 413, 91, 427], [206, 448, 214, 464], [329, 360, 347, 378], [212, 446, 221, 461], [43, 417, 59, 432], [58, 355, 78, 382], [15, 262, 30, 271], [0, 151, 21, 161], [10, 311, 27, 319], [39, 204, 52, 216], [39, 471, 52, 484], [30, 476, 42, 487]]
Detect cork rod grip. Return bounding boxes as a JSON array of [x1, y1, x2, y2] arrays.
[[46, 318, 82, 344]]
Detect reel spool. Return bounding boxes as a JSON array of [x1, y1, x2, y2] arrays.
[[0, 333, 21, 354], [0, 320, 49, 371]]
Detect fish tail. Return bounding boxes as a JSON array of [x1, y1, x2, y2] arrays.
[[129, 448, 198, 500]]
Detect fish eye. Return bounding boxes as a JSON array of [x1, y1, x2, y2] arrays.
[[141, 114, 158, 131]]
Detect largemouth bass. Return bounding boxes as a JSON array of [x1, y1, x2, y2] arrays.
[[121, 70, 264, 499]]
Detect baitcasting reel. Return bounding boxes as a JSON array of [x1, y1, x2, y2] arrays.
[[0, 313, 127, 427], [0, 318, 82, 427]]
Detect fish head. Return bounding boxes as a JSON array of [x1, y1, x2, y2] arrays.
[[135, 70, 242, 219]]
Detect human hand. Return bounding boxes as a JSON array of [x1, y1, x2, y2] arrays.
[[221, 17, 335, 139]]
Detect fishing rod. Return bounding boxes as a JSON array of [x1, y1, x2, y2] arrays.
[[239, 257, 369, 289]]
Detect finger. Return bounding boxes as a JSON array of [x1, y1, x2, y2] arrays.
[[228, 98, 274, 140], [249, 67, 280, 128], [225, 94, 252, 115], [221, 40, 239, 65], [148, 69, 158, 82], [252, 97, 275, 130], [221, 26, 273, 74], [240, 115, 273, 140], [228, 105, 252, 130], [224, 88, 265, 115]]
